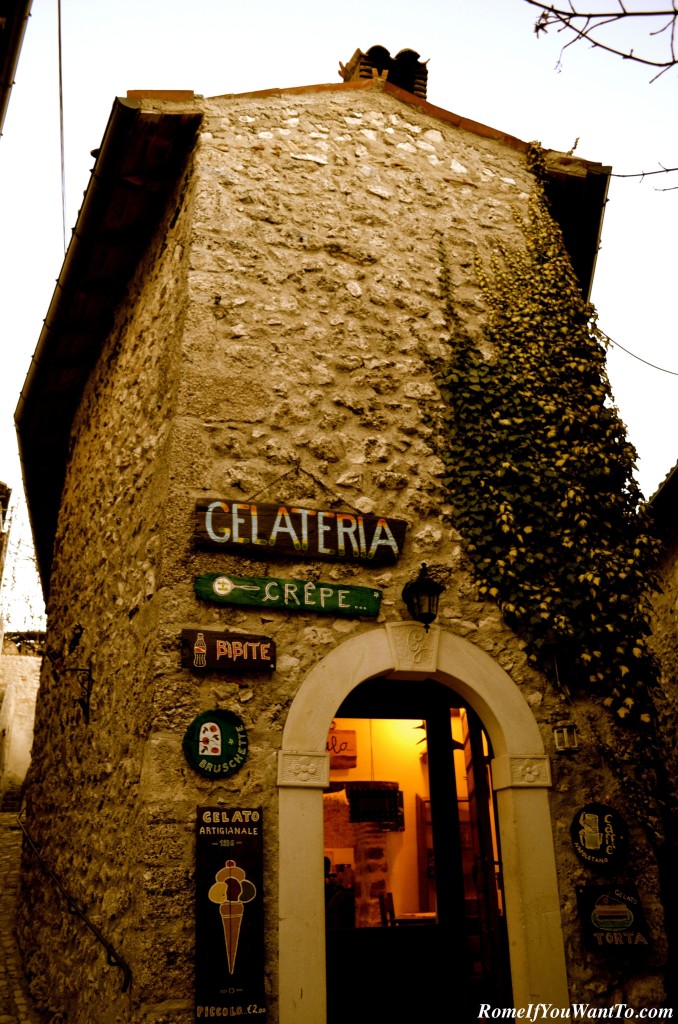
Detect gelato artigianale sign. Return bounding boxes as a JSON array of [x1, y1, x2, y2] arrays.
[[195, 807, 266, 1019]]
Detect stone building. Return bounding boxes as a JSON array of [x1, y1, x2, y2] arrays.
[[649, 464, 678, 902], [650, 464, 678, 691], [0, 632, 41, 811], [13, 48, 670, 1024], [0, 479, 42, 813], [0, 483, 10, 582]]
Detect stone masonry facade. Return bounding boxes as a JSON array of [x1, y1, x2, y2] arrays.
[[17, 83, 668, 1022]]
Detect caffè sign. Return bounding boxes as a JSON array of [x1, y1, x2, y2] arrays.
[[570, 803, 628, 869], [194, 498, 407, 565]]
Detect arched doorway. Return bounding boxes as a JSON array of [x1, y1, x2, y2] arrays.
[[277, 623, 569, 1023], [323, 676, 511, 1020]]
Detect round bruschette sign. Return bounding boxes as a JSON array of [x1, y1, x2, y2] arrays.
[[182, 710, 248, 778]]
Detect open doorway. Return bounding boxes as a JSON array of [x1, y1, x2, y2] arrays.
[[323, 676, 511, 1020]]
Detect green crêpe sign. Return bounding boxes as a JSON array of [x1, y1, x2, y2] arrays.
[[194, 572, 382, 617]]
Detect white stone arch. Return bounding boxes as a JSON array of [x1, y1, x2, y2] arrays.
[[277, 622, 569, 1022]]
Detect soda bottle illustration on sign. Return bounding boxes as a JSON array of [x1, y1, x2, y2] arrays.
[[208, 860, 257, 973], [193, 632, 207, 668], [199, 722, 221, 756]]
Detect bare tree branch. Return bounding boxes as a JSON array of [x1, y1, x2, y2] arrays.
[[524, 1, 678, 80], [524, 3, 678, 183], [612, 163, 678, 180]]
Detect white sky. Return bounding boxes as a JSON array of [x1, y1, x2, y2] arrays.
[[1, 0, 676, 628]]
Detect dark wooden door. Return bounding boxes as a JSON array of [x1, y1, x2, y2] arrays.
[[463, 707, 512, 1008]]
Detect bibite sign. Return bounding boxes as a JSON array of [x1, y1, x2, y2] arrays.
[[181, 629, 276, 674]]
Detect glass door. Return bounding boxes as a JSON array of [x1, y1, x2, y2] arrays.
[[323, 677, 510, 1021]]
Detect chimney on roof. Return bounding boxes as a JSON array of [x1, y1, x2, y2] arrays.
[[339, 45, 428, 100]]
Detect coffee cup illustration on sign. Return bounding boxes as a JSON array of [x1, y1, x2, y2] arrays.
[[579, 811, 603, 851]]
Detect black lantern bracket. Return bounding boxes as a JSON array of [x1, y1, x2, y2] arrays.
[[46, 650, 95, 725], [401, 562, 445, 632]]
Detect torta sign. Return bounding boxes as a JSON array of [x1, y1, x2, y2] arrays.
[[194, 498, 407, 565], [578, 883, 650, 954]]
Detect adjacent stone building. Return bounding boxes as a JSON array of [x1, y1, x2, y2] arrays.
[[0, 480, 42, 813], [13, 49, 670, 1024], [649, 465, 678, 916], [0, 633, 41, 810], [0, 482, 11, 594], [650, 465, 678, 690]]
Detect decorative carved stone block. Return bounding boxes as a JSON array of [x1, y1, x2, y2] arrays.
[[492, 753, 552, 790], [385, 621, 440, 673], [510, 756, 551, 786], [277, 750, 330, 788]]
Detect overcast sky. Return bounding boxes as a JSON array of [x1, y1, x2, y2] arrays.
[[1, 0, 676, 628]]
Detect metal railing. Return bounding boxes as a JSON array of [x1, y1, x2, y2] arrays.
[[17, 810, 132, 992]]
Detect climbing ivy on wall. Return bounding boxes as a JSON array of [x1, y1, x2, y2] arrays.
[[436, 150, 678, 991], [436, 144, 661, 728]]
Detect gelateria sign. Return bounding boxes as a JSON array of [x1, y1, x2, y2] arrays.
[[194, 498, 407, 565], [195, 572, 382, 617], [195, 807, 266, 1019]]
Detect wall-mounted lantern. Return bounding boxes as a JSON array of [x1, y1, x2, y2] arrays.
[[46, 649, 94, 725], [401, 563, 445, 632], [552, 720, 579, 753]]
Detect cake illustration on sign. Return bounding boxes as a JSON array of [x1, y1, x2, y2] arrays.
[[591, 895, 634, 931]]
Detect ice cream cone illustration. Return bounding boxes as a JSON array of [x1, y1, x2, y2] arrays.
[[208, 859, 257, 975], [220, 900, 244, 973]]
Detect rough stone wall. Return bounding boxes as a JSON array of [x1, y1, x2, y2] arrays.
[[651, 532, 678, 688], [158, 86, 539, 1021], [649, 529, 678, 936], [17, 153, 196, 1023], [18, 83, 669, 1023]]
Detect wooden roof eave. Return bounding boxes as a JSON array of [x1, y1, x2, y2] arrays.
[[14, 95, 202, 596]]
